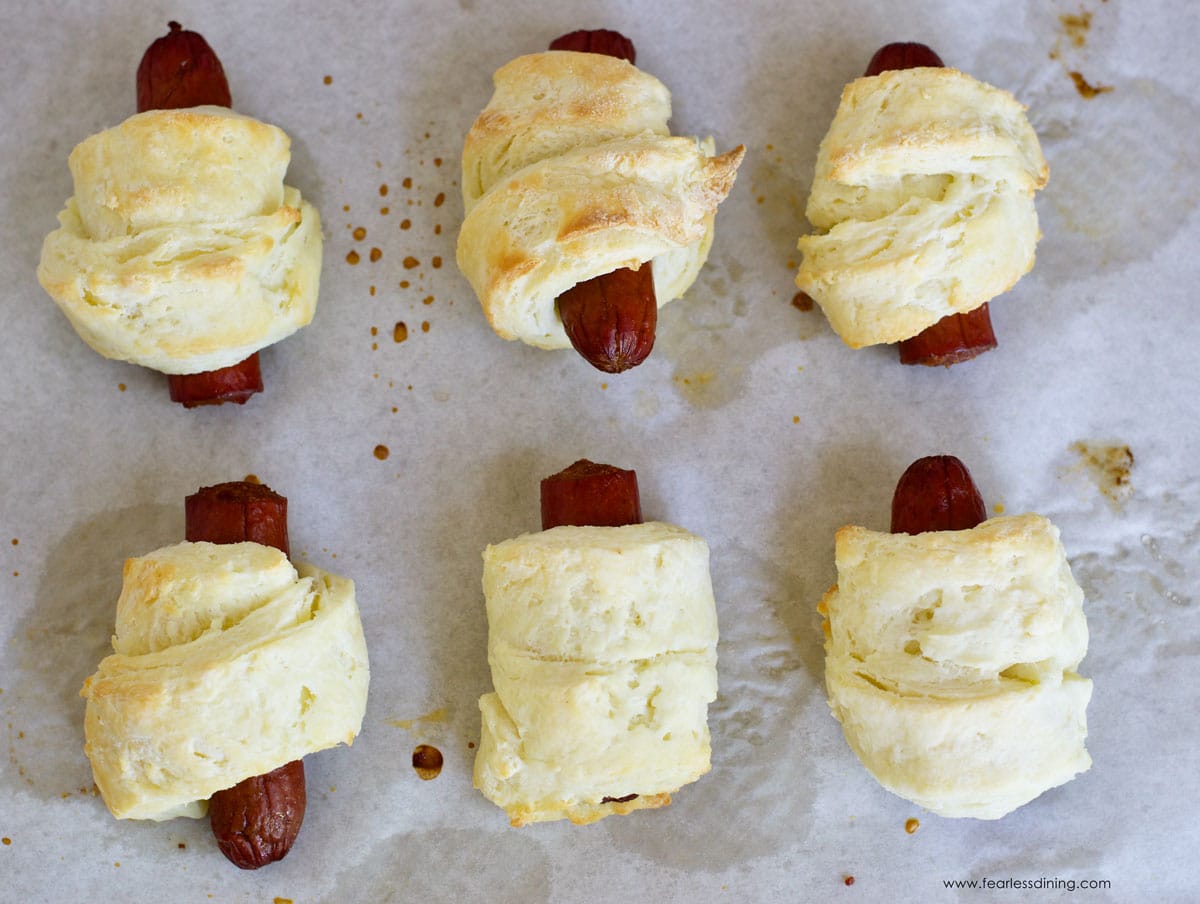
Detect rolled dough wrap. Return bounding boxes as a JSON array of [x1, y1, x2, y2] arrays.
[[81, 541, 369, 821], [821, 514, 1092, 819], [38, 106, 322, 374], [796, 67, 1047, 348], [476, 522, 719, 826], [457, 50, 743, 350]]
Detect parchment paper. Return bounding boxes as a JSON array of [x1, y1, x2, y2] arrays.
[[1, 1, 1197, 901]]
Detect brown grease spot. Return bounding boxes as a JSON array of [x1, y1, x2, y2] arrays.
[[400, 218, 412, 230], [11, 539, 18, 546], [412, 744, 444, 780], [1069, 71, 1113, 98], [905, 818, 920, 834], [117, 383, 126, 392], [1, 838, 11, 845], [434, 224, 442, 235], [346, 250, 361, 265], [431, 256, 443, 269], [434, 192, 446, 207], [421, 321, 430, 333], [402, 177, 413, 189], [1072, 442, 1134, 503], [379, 184, 389, 197], [353, 226, 367, 241], [380, 206, 390, 215], [370, 326, 379, 337], [403, 256, 420, 269], [323, 75, 332, 85], [433, 157, 443, 167], [399, 280, 410, 289], [422, 295, 434, 306], [369, 286, 376, 296], [394, 322, 408, 343], [844, 876, 854, 886], [243, 474, 261, 485], [374, 445, 390, 461], [1060, 12, 1092, 47], [370, 247, 383, 263], [792, 292, 815, 312]]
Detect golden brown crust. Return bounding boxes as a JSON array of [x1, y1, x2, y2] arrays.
[[458, 50, 743, 350]]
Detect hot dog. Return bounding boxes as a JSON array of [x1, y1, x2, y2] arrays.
[[864, 43, 999, 367], [548, 30, 657, 374], [185, 480, 305, 869], [540, 458, 643, 529], [138, 22, 265, 406], [890, 454, 987, 534]]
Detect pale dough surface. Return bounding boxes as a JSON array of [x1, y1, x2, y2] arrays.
[[822, 514, 1091, 819], [38, 107, 322, 374], [457, 51, 743, 349], [475, 522, 718, 826], [796, 67, 1048, 348], [81, 541, 370, 821]]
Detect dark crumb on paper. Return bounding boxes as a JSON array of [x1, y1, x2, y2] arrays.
[[792, 292, 815, 312], [178, 842, 186, 849], [374, 444, 390, 461], [600, 793, 638, 803], [1069, 71, 1113, 98], [843, 875, 854, 886], [412, 744, 444, 780]]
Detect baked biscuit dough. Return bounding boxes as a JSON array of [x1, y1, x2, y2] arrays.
[[476, 522, 718, 826], [81, 542, 369, 821], [821, 514, 1092, 819], [458, 51, 743, 349], [796, 68, 1048, 348], [38, 106, 322, 374]]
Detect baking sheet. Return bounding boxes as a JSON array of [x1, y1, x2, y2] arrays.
[[2, 0, 1197, 901]]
